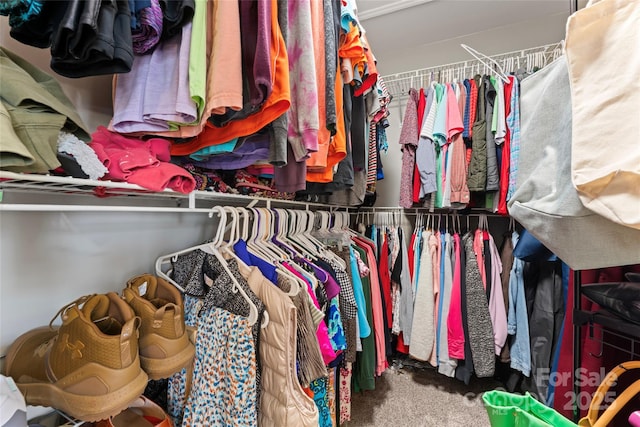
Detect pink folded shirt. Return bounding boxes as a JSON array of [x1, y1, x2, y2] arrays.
[[89, 126, 195, 193]]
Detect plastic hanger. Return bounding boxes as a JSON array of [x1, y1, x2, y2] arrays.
[[213, 206, 270, 329], [254, 207, 282, 261], [461, 44, 510, 84], [261, 208, 291, 261], [297, 210, 324, 257], [267, 209, 306, 297], [155, 208, 259, 326], [286, 210, 313, 257], [271, 209, 300, 259], [313, 211, 347, 269], [303, 211, 328, 252], [220, 206, 239, 250], [247, 207, 277, 262], [271, 208, 306, 258]]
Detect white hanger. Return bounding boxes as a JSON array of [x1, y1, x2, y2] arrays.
[[251, 207, 278, 260], [258, 208, 304, 297], [236, 207, 250, 242], [317, 211, 348, 269], [155, 208, 260, 326], [269, 208, 303, 259], [261, 208, 291, 261], [461, 44, 509, 84], [247, 207, 277, 262], [294, 210, 322, 257], [282, 209, 315, 258], [301, 211, 325, 252]]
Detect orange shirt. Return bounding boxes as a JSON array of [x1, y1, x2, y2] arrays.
[[353, 33, 378, 97], [338, 22, 365, 85], [306, 67, 347, 183]]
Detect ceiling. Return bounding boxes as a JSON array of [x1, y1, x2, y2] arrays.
[[356, 0, 572, 74]]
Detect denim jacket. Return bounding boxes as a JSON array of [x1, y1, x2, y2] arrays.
[[507, 231, 531, 377]]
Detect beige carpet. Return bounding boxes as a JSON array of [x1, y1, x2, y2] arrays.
[[346, 362, 500, 427]]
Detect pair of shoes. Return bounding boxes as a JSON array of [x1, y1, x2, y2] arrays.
[[3, 275, 194, 422]]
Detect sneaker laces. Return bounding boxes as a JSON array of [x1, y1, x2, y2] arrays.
[[48, 294, 97, 329]]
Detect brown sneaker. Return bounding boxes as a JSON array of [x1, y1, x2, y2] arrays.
[[3, 293, 149, 422], [123, 275, 194, 380]]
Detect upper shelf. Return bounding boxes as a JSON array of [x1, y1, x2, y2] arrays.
[[0, 171, 334, 212]]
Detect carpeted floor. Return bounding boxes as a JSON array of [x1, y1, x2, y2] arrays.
[[346, 361, 500, 427]]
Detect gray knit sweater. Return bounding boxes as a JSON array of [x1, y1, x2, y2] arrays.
[[462, 232, 495, 378]]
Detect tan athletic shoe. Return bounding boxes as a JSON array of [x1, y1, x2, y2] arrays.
[[4, 293, 149, 422], [123, 275, 194, 380]]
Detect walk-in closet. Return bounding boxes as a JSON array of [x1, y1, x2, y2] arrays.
[[1, 1, 639, 426]]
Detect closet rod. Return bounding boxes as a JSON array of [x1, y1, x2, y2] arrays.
[[0, 204, 217, 213], [0, 203, 352, 213], [348, 207, 509, 217], [381, 41, 563, 97]]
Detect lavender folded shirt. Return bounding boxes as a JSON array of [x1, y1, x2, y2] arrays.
[[113, 21, 197, 133]]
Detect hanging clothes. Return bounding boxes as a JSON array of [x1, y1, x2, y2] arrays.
[[498, 231, 514, 364], [398, 89, 420, 208], [409, 228, 435, 361], [351, 244, 376, 392], [462, 231, 495, 378], [519, 259, 566, 404], [171, 302, 258, 427], [447, 232, 465, 360], [486, 232, 508, 356], [427, 229, 441, 366], [437, 231, 458, 377], [507, 231, 531, 377], [168, 256, 265, 427]]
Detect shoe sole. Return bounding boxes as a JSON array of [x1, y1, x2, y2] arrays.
[[141, 341, 195, 380], [5, 327, 149, 422], [18, 368, 149, 422]]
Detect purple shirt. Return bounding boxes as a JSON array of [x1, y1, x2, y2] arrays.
[[187, 133, 270, 170]]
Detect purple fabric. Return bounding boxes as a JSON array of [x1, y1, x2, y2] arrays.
[[300, 257, 340, 299], [113, 21, 196, 133], [143, 22, 195, 124], [318, 268, 341, 300], [188, 134, 271, 170], [240, 0, 272, 108], [274, 142, 307, 192], [131, 0, 162, 54]]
